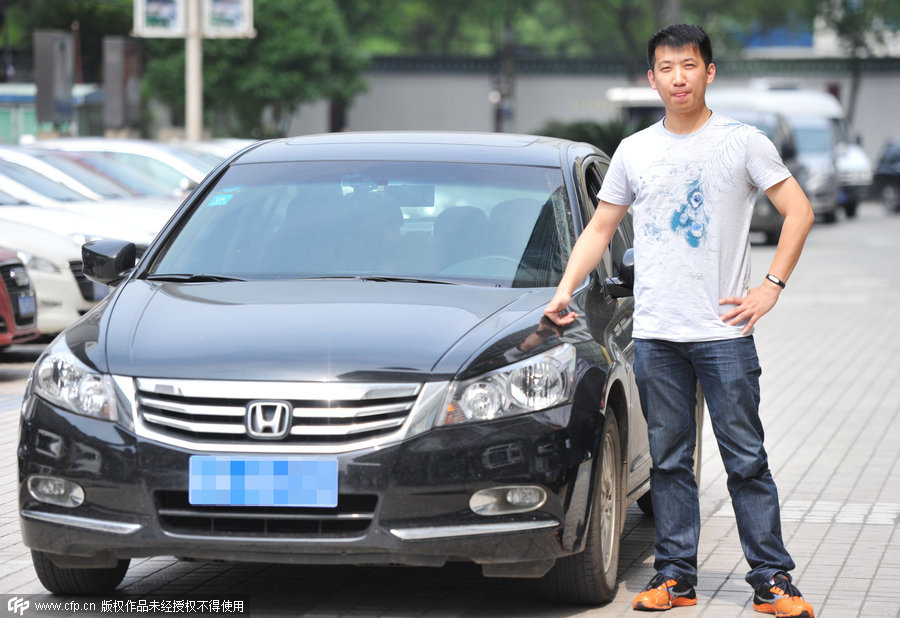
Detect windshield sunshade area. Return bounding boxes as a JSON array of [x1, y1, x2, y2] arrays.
[[148, 160, 575, 287]]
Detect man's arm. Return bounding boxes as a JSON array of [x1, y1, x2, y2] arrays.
[[544, 201, 630, 325], [719, 176, 814, 333]]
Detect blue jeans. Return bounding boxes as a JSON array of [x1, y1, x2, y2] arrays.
[[633, 337, 795, 589]]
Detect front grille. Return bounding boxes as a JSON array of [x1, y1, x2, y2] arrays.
[[134, 378, 422, 451], [1, 260, 36, 327], [155, 490, 376, 537]]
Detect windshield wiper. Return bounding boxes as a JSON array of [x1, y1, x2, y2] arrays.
[[358, 275, 458, 285], [294, 275, 458, 285], [144, 273, 246, 283]]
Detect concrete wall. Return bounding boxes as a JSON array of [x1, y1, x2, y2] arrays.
[[288, 67, 900, 164]]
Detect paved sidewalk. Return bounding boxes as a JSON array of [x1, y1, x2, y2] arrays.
[[1, 203, 898, 617]]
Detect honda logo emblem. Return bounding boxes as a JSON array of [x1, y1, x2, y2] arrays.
[[246, 401, 292, 440]]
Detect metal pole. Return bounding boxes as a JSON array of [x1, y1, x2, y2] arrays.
[[185, 0, 202, 141]]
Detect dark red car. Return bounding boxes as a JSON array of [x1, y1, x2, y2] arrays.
[[0, 246, 38, 348]]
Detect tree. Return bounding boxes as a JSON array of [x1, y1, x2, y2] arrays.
[[815, 0, 900, 122], [142, 0, 368, 137]]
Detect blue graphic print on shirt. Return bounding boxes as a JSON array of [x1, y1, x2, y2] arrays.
[[671, 178, 708, 247]]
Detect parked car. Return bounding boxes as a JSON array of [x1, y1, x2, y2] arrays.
[[17, 132, 705, 604], [0, 220, 105, 337], [0, 163, 175, 240], [788, 115, 842, 223], [0, 190, 157, 258], [25, 148, 179, 199], [873, 141, 900, 212], [29, 138, 217, 197], [0, 246, 38, 348]]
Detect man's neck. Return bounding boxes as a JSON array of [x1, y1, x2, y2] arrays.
[[663, 106, 713, 135]]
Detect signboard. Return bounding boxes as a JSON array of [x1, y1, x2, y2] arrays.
[[204, 0, 255, 38], [133, 0, 254, 38], [134, 0, 185, 37]]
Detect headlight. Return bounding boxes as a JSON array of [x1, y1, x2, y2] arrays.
[[17, 250, 62, 274], [33, 341, 117, 422], [438, 344, 576, 426]]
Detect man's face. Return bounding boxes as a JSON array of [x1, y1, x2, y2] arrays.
[[648, 44, 715, 116]]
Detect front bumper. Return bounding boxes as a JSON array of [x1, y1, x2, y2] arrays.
[[18, 395, 599, 575]]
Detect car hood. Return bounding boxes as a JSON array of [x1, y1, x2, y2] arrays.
[[835, 143, 872, 174], [101, 279, 552, 382], [0, 218, 82, 263]]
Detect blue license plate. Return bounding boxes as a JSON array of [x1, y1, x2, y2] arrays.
[[188, 456, 338, 507], [17, 294, 36, 318]]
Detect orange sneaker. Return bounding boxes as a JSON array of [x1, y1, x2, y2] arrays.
[[753, 573, 814, 618], [633, 573, 697, 611]]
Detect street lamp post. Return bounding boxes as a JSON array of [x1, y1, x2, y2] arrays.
[[185, 0, 203, 141]]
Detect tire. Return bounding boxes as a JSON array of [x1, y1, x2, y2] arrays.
[[636, 385, 705, 517], [31, 550, 129, 595], [540, 413, 622, 605], [883, 183, 900, 213]]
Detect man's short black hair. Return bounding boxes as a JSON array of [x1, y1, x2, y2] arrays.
[[647, 24, 713, 70]]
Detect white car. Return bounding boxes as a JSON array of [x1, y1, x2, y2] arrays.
[[0, 168, 175, 240], [0, 191, 158, 256], [29, 138, 215, 197], [0, 219, 104, 336]]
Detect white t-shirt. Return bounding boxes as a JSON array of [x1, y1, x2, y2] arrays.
[[598, 112, 791, 342]]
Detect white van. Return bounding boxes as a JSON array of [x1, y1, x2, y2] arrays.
[[707, 86, 873, 218]]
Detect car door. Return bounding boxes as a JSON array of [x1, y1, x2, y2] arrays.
[[578, 157, 651, 501]]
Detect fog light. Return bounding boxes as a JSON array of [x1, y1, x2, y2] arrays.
[[27, 476, 85, 508], [469, 485, 547, 516]]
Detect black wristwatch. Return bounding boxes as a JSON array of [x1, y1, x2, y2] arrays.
[[765, 273, 786, 289]]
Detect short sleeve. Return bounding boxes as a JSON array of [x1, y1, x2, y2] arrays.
[[597, 143, 634, 206], [746, 129, 791, 192]]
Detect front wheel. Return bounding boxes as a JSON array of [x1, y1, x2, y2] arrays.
[[31, 550, 130, 595], [540, 412, 622, 605]]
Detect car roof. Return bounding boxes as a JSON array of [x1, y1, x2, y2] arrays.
[[708, 88, 845, 119], [231, 132, 595, 167]]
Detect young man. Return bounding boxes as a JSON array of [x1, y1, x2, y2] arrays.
[[544, 25, 815, 618]]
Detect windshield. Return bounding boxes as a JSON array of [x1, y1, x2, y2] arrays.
[[26, 150, 134, 199], [0, 160, 87, 201], [149, 160, 574, 287], [790, 118, 833, 155]]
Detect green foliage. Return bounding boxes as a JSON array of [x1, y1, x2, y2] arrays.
[[143, 0, 368, 137], [535, 118, 653, 155]]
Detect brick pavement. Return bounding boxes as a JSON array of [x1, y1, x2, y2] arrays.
[[0, 202, 898, 617]]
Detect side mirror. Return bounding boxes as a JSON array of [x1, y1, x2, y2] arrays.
[[82, 239, 136, 286], [604, 247, 634, 298]]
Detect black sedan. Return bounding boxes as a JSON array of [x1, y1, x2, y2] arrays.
[[18, 132, 703, 605]]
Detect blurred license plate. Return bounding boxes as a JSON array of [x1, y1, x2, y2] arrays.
[[188, 456, 338, 507], [17, 294, 36, 318]]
